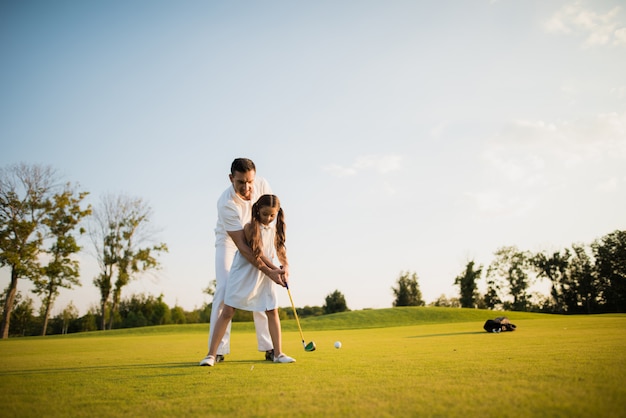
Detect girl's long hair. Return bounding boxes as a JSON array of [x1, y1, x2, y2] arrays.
[[249, 194, 286, 261]]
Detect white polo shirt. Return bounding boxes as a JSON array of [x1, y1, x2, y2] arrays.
[[214, 176, 272, 248]]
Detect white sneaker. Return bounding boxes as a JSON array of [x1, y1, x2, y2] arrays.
[[199, 355, 215, 366], [273, 353, 296, 363]]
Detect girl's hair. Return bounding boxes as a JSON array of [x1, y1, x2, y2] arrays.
[[249, 194, 286, 261]]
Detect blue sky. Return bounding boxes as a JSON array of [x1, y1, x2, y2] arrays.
[[1, 0, 625, 315]]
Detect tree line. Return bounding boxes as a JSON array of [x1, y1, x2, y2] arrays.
[[2, 163, 624, 338], [390, 229, 626, 314], [0, 288, 350, 337], [1, 163, 166, 338]]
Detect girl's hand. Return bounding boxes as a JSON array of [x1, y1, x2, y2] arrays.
[[279, 265, 289, 288], [267, 268, 286, 287]]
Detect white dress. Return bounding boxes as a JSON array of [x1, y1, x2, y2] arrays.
[[224, 224, 279, 312]]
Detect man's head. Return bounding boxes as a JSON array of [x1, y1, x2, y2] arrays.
[[229, 158, 256, 201]]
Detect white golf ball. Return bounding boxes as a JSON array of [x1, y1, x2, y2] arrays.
[[334, 341, 342, 349]]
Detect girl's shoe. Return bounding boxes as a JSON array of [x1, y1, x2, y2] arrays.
[[199, 355, 215, 367], [273, 353, 296, 363]]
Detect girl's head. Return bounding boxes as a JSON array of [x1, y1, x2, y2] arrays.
[[253, 194, 280, 226], [250, 194, 286, 260]]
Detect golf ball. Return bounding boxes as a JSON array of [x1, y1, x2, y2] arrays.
[[334, 341, 342, 349]]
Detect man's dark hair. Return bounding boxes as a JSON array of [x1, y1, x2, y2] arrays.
[[231, 158, 256, 175]]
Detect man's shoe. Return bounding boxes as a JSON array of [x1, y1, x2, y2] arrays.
[[216, 355, 225, 363], [273, 353, 296, 363], [199, 355, 215, 367], [265, 350, 274, 361]]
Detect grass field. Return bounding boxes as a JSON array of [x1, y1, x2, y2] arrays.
[[1, 307, 625, 417]]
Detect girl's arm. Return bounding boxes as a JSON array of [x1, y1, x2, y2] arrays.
[[275, 247, 289, 285], [243, 223, 286, 286], [260, 255, 278, 270], [227, 226, 284, 283], [243, 224, 287, 287]]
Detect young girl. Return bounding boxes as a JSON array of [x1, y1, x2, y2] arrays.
[[205, 194, 295, 366]]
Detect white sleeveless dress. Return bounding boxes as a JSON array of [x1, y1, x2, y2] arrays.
[[224, 224, 278, 311]]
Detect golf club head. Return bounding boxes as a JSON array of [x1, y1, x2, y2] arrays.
[[305, 341, 316, 352]]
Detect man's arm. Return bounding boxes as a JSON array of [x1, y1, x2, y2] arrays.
[[227, 229, 285, 285]]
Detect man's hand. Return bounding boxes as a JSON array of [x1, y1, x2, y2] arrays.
[[268, 266, 287, 287]]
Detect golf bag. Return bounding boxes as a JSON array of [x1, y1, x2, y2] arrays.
[[483, 316, 516, 333]]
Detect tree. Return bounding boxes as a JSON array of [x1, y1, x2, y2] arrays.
[[533, 245, 600, 314], [80, 306, 99, 332], [483, 274, 503, 310], [454, 260, 482, 308], [283, 305, 324, 319], [118, 293, 172, 328], [569, 244, 599, 313], [323, 290, 349, 314], [530, 244, 602, 314], [11, 295, 35, 337], [33, 185, 91, 335], [203, 279, 217, 299], [487, 246, 533, 311], [90, 194, 168, 330], [532, 249, 572, 313], [171, 305, 186, 324], [430, 294, 461, 308], [391, 271, 425, 307], [593, 230, 626, 312], [60, 302, 79, 335], [0, 163, 57, 338]]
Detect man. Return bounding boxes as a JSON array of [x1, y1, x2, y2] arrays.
[[200, 158, 286, 366]]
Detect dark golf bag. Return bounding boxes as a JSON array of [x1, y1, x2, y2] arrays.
[[483, 316, 516, 333]]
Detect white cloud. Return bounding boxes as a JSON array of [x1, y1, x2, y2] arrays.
[[354, 154, 403, 173], [322, 164, 357, 177], [597, 176, 619, 192], [464, 190, 538, 219], [430, 123, 446, 138], [324, 154, 403, 177], [614, 27, 626, 45], [597, 111, 626, 140], [495, 112, 626, 163], [560, 81, 578, 96], [610, 85, 626, 100], [544, 2, 624, 48], [482, 147, 545, 186], [467, 112, 626, 217]]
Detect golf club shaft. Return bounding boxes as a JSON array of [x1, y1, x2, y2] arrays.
[[286, 285, 306, 346]]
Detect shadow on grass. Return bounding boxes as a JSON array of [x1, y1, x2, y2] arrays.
[[0, 362, 197, 377], [407, 331, 486, 339], [0, 359, 274, 377]]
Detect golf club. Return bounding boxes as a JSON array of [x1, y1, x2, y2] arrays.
[[285, 283, 316, 352]]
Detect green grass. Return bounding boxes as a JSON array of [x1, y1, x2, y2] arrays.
[[1, 308, 625, 417]]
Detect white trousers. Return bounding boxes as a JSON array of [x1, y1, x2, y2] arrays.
[[209, 242, 273, 355]]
